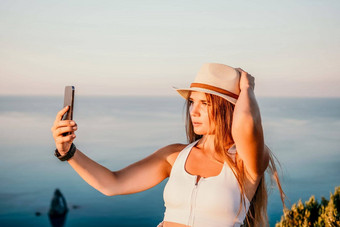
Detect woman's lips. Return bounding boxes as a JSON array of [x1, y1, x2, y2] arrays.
[[193, 122, 202, 127]]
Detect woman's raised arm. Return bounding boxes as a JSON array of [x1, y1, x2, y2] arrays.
[[231, 69, 269, 179]]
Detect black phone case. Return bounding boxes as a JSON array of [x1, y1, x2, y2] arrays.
[[62, 86, 75, 121], [62, 86, 75, 136]]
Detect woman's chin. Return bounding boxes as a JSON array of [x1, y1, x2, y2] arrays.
[[194, 129, 206, 135], [194, 129, 214, 136]]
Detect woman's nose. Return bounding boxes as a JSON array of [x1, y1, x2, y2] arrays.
[[190, 104, 200, 116]]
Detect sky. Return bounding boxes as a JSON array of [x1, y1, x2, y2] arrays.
[[1, 0, 339, 97]]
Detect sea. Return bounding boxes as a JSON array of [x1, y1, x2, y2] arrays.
[[0, 95, 339, 227]]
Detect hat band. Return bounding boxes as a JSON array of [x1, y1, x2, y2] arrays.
[[190, 83, 239, 99]]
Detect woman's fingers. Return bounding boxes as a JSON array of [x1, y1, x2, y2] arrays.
[[235, 67, 246, 74], [51, 120, 77, 133], [51, 106, 76, 132], [52, 107, 70, 131], [56, 133, 76, 144], [54, 125, 78, 137], [56, 120, 76, 128], [236, 67, 255, 91], [55, 106, 69, 121], [236, 68, 251, 77], [51, 107, 78, 154]]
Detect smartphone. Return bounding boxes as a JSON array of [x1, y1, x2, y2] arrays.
[[62, 86, 75, 121], [62, 86, 75, 136]]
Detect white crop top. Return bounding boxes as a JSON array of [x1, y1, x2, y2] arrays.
[[163, 140, 250, 227]]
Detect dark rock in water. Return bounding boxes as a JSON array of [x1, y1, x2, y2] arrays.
[[72, 205, 79, 209], [48, 188, 68, 227]]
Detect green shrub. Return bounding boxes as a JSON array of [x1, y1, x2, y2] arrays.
[[276, 186, 340, 227]]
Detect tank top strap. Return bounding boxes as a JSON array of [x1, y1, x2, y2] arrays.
[[227, 143, 237, 154], [227, 143, 237, 162]]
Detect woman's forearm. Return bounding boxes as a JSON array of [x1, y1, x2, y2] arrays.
[[232, 87, 264, 152], [233, 87, 261, 125], [68, 149, 118, 196], [232, 86, 267, 174]]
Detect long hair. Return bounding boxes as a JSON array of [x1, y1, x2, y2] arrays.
[[185, 92, 286, 226]]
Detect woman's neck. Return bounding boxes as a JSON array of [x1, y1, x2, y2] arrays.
[[197, 134, 226, 163], [197, 135, 215, 153]]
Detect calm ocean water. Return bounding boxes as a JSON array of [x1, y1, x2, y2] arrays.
[[0, 96, 339, 227]]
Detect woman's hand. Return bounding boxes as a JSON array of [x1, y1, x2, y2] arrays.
[[51, 106, 78, 155], [235, 68, 255, 91]]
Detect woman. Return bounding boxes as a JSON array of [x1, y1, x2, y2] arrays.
[[51, 63, 285, 226]]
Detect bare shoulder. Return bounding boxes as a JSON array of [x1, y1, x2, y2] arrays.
[[155, 143, 188, 166]]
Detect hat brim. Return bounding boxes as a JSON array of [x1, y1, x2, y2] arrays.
[[173, 86, 237, 105]]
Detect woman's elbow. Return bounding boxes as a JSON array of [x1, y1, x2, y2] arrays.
[[102, 191, 115, 197], [262, 151, 270, 173], [96, 173, 119, 196], [98, 187, 116, 196], [258, 146, 270, 175], [250, 147, 270, 177]]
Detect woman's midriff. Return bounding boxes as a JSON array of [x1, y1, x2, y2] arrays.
[[162, 221, 188, 227]]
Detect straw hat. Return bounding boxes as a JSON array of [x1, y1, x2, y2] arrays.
[[174, 63, 240, 104]]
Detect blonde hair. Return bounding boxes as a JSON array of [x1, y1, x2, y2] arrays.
[[184, 92, 286, 226]]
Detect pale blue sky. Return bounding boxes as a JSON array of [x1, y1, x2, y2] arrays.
[[1, 0, 339, 97]]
